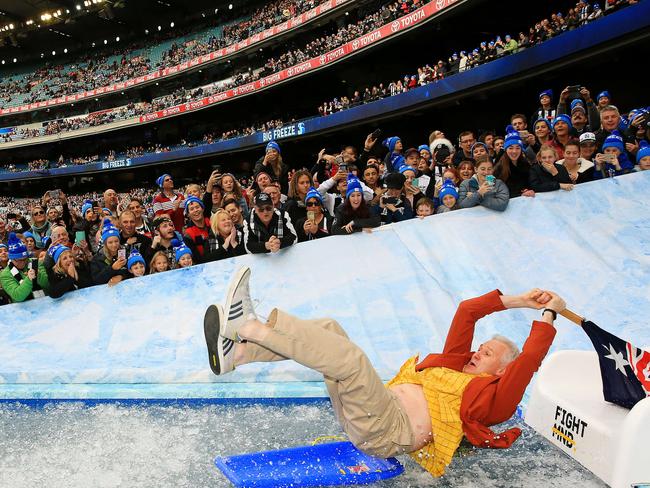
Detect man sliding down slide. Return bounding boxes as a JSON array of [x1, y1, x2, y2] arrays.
[[204, 267, 566, 477]]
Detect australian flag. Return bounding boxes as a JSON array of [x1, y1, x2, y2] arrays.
[[582, 320, 650, 409]]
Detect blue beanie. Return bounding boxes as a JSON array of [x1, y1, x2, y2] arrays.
[[570, 99, 586, 113], [345, 174, 363, 199], [418, 144, 431, 155], [81, 200, 93, 217], [127, 249, 145, 270], [23, 231, 35, 241], [156, 173, 171, 188], [7, 233, 29, 260], [534, 118, 553, 132], [266, 141, 281, 154], [470, 141, 488, 155], [552, 114, 573, 130], [0, 243, 6, 250], [602, 130, 625, 152], [539, 89, 553, 100], [101, 218, 120, 243], [597, 90, 610, 101], [503, 125, 523, 150], [304, 187, 323, 205], [172, 239, 192, 262], [383, 136, 401, 153], [439, 179, 459, 201], [184, 195, 205, 215], [48, 243, 70, 264], [637, 140, 650, 163], [398, 164, 416, 176]]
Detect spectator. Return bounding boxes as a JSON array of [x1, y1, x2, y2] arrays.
[[223, 198, 245, 229], [22, 232, 42, 259], [119, 210, 153, 263], [362, 163, 384, 205], [284, 169, 313, 224], [127, 198, 153, 237], [149, 251, 170, 274], [91, 219, 129, 286], [382, 136, 404, 173], [453, 131, 476, 166], [150, 215, 180, 267], [0, 233, 49, 303], [73, 200, 102, 254], [103, 189, 121, 217], [332, 174, 381, 234], [399, 165, 426, 212], [264, 182, 284, 210], [636, 141, 650, 171], [127, 249, 147, 278], [173, 240, 194, 269], [243, 192, 297, 254], [218, 173, 250, 217], [457, 161, 475, 182], [295, 187, 333, 242], [557, 87, 600, 134], [436, 179, 460, 214], [255, 142, 289, 194], [182, 196, 211, 261], [494, 128, 534, 197], [579, 132, 598, 161], [0, 243, 8, 270], [594, 105, 623, 149], [471, 142, 491, 162], [545, 114, 573, 158], [530, 89, 557, 129], [29, 205, 52, 249], [317, 168, 373, 216], [459, 158, 509, 211], [532, 118, 553, 152], [593, 130, 634, 179], [529, 146, 575, 193], [415, 198, 435, 218], [557, 139, 594, 184], [374, 171, 413, 225], [204, 209, 245, 262], [203, 169, 225, 215], [152, 173, 185, 231], [46, 244, 92, 298], [596, 90, 611, 111]]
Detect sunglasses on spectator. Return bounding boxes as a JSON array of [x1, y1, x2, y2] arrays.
[[32, 210, 45, 216], [305, 201, 320, 207], [257, 205, 274, 212]]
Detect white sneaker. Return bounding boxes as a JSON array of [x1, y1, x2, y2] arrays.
[[203, 304, 235, 375], [222, 266, 257, 341]]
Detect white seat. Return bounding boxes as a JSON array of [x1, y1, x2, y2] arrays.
[[525, 350, 650, 488]]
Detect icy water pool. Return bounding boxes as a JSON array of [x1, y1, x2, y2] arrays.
[[0, 401, 605, 488]]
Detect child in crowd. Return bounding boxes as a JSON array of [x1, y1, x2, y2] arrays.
[[149, 251, 170, 274], [173, 241, 193, 269], [635, 141, 650, 171], [436, 180, 460, 214], [127, 249, 146, 278], [415, 198, 435, 219]]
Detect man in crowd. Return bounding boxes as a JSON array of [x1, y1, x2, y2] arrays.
[[205, 267, 566, 478], [150, 215, 179, 267], [152, 174, 185, 231], [183, 196, 211, 261], [452, 131, 476, 166], [0, 233, 49, 303], [242, 193, 297, 254], [127, 198, 153, 237], [119, 210, 153, 266], [103, 189, 121, 217]]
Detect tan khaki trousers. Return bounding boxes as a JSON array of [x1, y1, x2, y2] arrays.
[[241, 308, 415, 457]]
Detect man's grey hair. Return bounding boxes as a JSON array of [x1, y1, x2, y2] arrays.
[[600, 104, 619, 115], [491, 334, 520, 366]]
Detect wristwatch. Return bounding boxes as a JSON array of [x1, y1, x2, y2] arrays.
[[542, 308, 557, 321]]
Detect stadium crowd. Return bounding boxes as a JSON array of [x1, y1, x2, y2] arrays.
[[0, 0, 637, 153], [1, 81, 649, 305], [0, 0, 325, 108]]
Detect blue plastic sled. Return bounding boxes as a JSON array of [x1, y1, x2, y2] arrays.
[[214, 441, 404, 487]]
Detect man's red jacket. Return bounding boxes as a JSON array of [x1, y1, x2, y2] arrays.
[[416, 289, 556, 448]]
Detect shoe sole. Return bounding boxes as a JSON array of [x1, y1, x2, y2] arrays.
[[203, 304, 228, 375], [222, 266, 251, 340]]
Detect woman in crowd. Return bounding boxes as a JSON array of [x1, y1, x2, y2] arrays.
[[493, 128, 534, 198], [459, 158, 509, 211], [73, 200, 102, 254], [578, 132, 598, 161], [332, 175, 381, 234], [22, 231, 43, 259], [433, 166, 461, 202], [203, 209, 245, 262], [149, 251, 170, 274], [400, 165, 426, 211], [457, 161, 475, 182], [219, 173, 249, 217], [29, 204, 52, 249], [223, 198, 246, 229], [529, 146, 575, 192], [254, 141, 289, 194], [284, 169, 313, 224], [532, 118, 553, 153], [557, 139, 594, 184], [46, 244, 92, 299], [295, 187, 333, 242], [90, 219, 130, 286]]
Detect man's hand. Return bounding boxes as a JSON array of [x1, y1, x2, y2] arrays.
[[364, 133, 378, 152], [545, 292, 566, 313], [27, 268, 37, 281], [501, 288, 553, 310], [108, 275, 123, 287], [579, 87, 592, 103], [559, 86, 570, 102]]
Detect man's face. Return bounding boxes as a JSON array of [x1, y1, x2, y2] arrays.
[[341, 147, 357, 163], [51, 226, 70, 246], [540, 95, 551, 106], [554, 121, 569, 136], [159, 221, 175, 239], [12, 257, 28, 270], [31, 207, 46, 225], [128, 201, 143, 219], [0, 247, 7, 262], [162, 176, 174, 191], [601, 109, 620, 131], [212, 188, 223, 206], [462, 339, 510, 376], [47, 208, 59, 222], [406, 153, 418, 168], [187, 202, 204, 221], [571, 110, 587, 126], [483, 134, 494, 148], [257, 174, 271, 190], [104, 189, 118, 207], [264, 186, 281, 207], [120, 214, 136, 237], [511, 118, 526, 131], [460, 134, 475, 154], [224, 203, 242, 224], [255, 204, 274, 225], [494, 138, 504, 153], [363, 168, 378, 186]]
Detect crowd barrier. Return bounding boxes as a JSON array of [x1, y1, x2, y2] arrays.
[[0, 0, 353, 116], [0, 171, 648, 402], [2, 0, 649, 182]]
